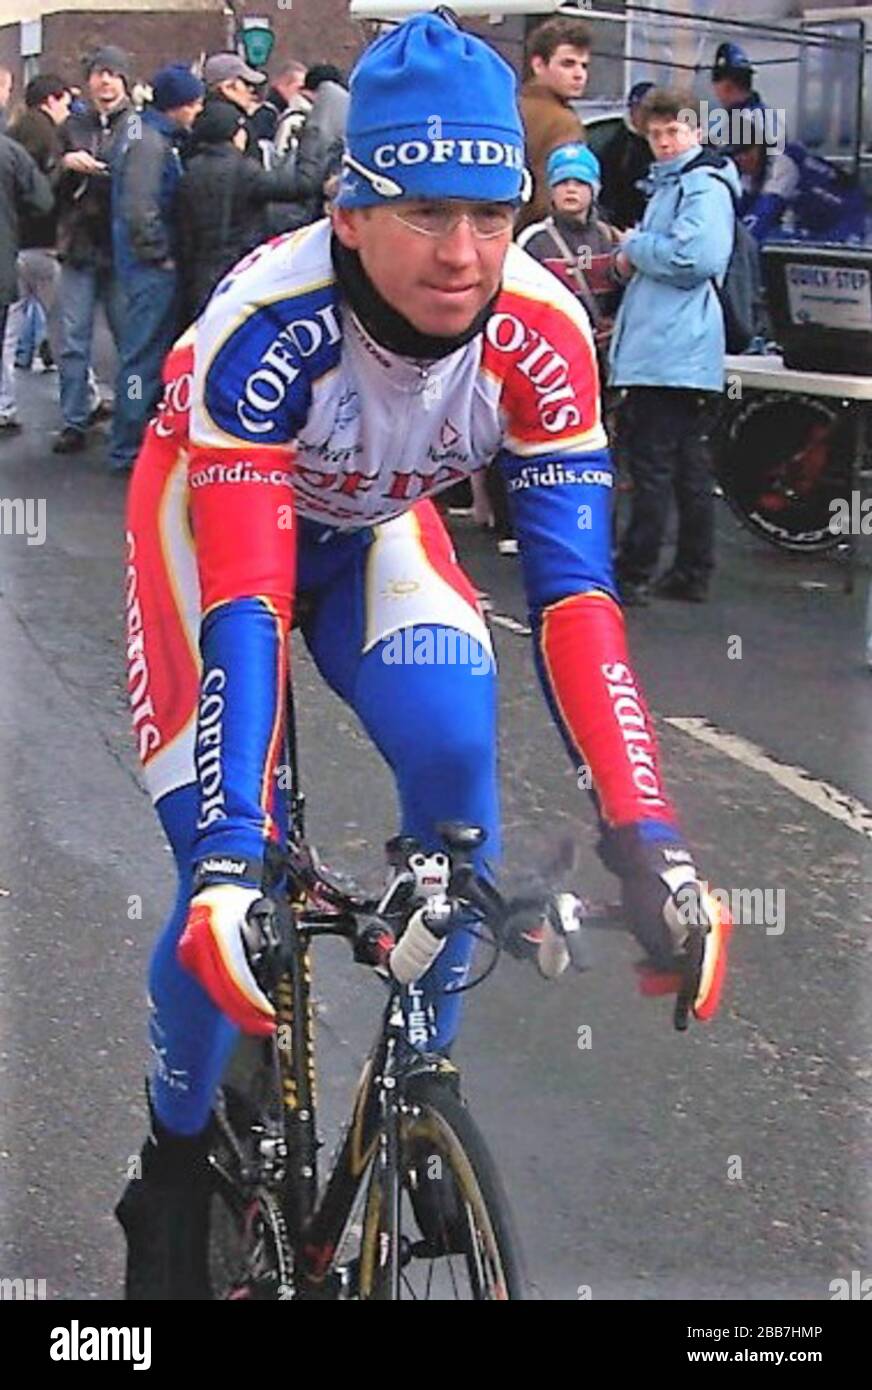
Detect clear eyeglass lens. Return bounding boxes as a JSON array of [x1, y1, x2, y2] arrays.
[[396, 205, 515, 239]]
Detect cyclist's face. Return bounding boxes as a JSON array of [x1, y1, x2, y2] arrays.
[[333, 202, 512, 338]]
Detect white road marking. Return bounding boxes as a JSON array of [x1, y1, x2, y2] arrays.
[[490, 612, 532, 637], [665, 717, 872, 840]]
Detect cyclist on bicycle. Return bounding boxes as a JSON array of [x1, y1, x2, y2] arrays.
[[117, 11, 731, 1299]]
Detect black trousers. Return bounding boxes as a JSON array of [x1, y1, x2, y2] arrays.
[[617, 385, 720, 585]]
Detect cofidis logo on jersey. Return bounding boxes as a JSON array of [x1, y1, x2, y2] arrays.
[[206, 286, 341, 441]]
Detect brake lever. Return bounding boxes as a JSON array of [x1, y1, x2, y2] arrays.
[[673, 927, 705, 1032], [242, 895, 286, 990]]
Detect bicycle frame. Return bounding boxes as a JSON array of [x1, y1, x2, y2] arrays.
[[259, 675, 436, 1292], [267, 902, 435, 1292]]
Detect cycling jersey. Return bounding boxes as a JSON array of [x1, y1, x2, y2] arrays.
[[129, 217, 679, 895]]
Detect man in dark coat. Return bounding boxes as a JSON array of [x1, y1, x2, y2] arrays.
[[0, 132, 53, 434], [598, 81, 655, 230], [202, 52, 267, 162], [177, 102, 298, 322], [108, 64, 203, 474], [53, 45, 132, 452]]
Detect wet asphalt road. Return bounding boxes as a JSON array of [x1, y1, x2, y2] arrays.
[[0, 365, 870, 1302]]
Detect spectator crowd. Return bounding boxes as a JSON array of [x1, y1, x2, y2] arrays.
[[0, 17, 869, 598], [0, 45, 349, 472]]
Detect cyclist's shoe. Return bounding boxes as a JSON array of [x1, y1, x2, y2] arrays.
[[405, 1063, 466, 1256], [115, 1101, 214, 1300], [178, 883, 276, 1036]]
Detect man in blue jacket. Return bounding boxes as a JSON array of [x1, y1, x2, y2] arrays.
[[609, 88, 739, 605], [109, 65, 203, 474]]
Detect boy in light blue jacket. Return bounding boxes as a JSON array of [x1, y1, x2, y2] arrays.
[[609, 88, 739, 604]]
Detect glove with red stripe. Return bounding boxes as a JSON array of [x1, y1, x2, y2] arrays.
[[178, 883, 277, 1036], [599, 825, 732, 1024]]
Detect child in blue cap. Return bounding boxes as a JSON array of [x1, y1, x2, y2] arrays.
[[516, 142, 622, 359]]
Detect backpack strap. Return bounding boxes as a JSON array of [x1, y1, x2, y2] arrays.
[[542, 217, 603, 326], [673, 156, 738, 292]]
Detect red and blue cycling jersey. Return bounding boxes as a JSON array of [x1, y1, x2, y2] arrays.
[[128, 218, 680, 886]]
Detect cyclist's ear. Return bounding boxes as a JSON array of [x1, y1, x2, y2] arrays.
[[332, 205, 366, 250]]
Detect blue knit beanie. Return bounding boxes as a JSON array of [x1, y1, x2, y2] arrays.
[[547, 143, 601, 191], [152, 64, 205, 113], [336, 11, 526, 208]]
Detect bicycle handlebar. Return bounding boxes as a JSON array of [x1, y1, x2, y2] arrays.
[[243, 823, 607, 993]]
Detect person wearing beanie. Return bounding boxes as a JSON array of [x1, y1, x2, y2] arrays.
[[517, 143, 622, 358], [107, 63, 204, 473], [116, 11, 730, 1301], [598, 79, 656, 229], [52, 46, 132, 452], [507, 142, 621, 557], [176, 101, 299, 321], [516, 16, 591, 233]]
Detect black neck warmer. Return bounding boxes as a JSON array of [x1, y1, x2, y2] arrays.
[[331, 234, 499, 362]]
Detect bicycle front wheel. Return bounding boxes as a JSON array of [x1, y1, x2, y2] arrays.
[[358, 1074, 528, 1301]]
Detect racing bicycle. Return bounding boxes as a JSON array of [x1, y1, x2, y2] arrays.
[[203, 669, 600, 1302], [205, 673, 709, 1301]]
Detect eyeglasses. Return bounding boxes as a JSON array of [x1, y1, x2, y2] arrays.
[[391, 201, 517, 240]]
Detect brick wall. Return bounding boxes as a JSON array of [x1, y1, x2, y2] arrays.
[[0, 4, 529, 103], [0, 12, 225, 96]]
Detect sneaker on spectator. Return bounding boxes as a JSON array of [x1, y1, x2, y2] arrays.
[[0, 416, 22, 434]]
